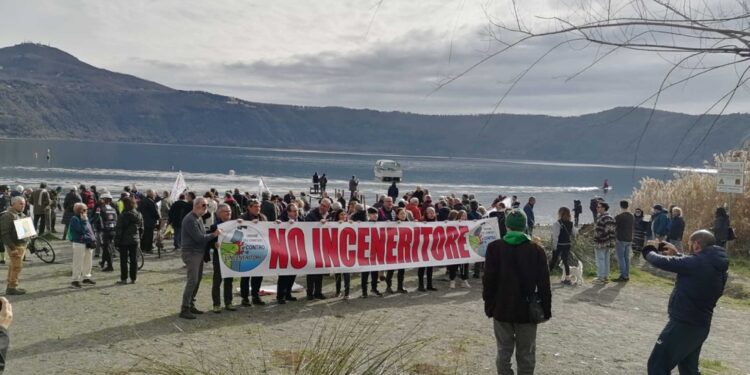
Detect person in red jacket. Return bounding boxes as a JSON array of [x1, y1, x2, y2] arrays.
[[483, 209, 551, 375]]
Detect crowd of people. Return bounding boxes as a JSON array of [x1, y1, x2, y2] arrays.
[[0, 180, 737, 374]]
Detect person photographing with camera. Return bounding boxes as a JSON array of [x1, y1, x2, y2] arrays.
[[641, 230, 728, 374]]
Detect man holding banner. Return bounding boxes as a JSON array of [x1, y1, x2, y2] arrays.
[[239, 200, 268, 306]]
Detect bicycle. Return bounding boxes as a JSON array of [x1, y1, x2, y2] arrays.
[[28, 236, 56, 263]]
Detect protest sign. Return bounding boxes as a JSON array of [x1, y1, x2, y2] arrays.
[[216, 219, 500, 277]]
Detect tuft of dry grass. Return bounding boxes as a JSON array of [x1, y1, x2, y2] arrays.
[[631, 150, 749, 255]]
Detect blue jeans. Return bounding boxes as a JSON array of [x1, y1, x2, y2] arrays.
[[595, 247, 611, 279], [615, 241, 631, 278], [647, 319, 709, 375]]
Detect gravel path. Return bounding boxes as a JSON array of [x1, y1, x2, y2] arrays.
[[4, 238, 749, 374]]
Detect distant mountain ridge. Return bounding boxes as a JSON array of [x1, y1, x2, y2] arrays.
[[0, 42, 747, 166]]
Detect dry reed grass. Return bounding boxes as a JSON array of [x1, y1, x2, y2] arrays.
[[631, 150, 749, 254]]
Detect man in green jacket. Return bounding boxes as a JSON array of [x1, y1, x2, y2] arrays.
[[0, 197, 31, 295]]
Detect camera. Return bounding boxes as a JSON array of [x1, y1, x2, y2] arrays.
[[657, 241, 669, 253]]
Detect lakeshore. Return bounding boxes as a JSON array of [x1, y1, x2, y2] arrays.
[[4, 230, 750, 374]]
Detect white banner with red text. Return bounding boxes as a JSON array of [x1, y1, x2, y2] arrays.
[[215, 219, 500, 277]]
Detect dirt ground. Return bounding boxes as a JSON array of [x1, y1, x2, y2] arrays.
[[4, 235, 750, 375]]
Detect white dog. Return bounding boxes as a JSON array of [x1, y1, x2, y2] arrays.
[[560, 260, 584, 286]]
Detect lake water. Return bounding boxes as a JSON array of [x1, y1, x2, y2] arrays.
[[0, 138, 698, 225]]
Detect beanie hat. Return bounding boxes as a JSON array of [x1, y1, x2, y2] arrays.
[[505, 209, 527, 231]]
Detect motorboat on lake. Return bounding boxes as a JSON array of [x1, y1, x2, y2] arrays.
[[374, 159, 402, 182]]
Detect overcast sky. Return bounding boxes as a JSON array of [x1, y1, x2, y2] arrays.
[[1, 0, 749, 115]]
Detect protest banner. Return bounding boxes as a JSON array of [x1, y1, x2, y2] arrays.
[[215, 219, 500, 277]]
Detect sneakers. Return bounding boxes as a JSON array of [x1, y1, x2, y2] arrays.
[[225, 304, 238, 311], [612, 276, 630, 282], [252, 297, 266, 306], [370, 289, 382, 297], [385, 287, 395, 294], [241, 298, 252, 306], [334, 292, 342, 298], [116, 280, 128, 285], [179, 309, 196, 320], [561, 280, 573, 286], [449, 280, 456, 289], [343, 295, 351, 300], [427, 286, 438, 291], [212, 306, 222, 314], [592, 278, 609, 284], [82, 279, 97, 286], [463, 280, 471, 288], [5, 288, 26, 295], [396, 288, 408, 294], [70, 281, 82, 289]]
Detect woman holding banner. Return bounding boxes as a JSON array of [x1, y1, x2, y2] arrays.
[[447, 210, 471, 289], [384, 208, 410, 294], [417, 207, 438, 292], [333, 209, 352, 299]]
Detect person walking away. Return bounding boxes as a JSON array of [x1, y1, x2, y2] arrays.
[[209, 204, 237, 313], [168, 193, 192, 250], [179, 198, 221, 319], [387, 181, 399, 201], [0, 197, 30, 295], [30, 183, 51, 236], [319, 174, 328, 192], [95, 193, 117, 271], [49, 186, 62, 233], [651, 204, 670, 241], [483, 209, 551, 375], [641, 231, 728, 374], [68, 203, 97, 288], [523, 197, 536, 236], [114, 197, 143, 285], [614, 200, 634, 282], [593, 201, 616, 284], [573, 200, 582, 227], [62, 186, 82, 242], [550, 207, 576, 285], [138, 189, 160, 254], [240, 199, 268, 306], [348, 175, 359, 199], [711, 207, 730, 248], [668, 207, 686, 251]]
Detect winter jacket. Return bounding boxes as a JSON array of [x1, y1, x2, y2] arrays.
[[168, 200, 192, 228], [0, 208, 29, 248], [523, 203, 535, 228], [483, 233, 552, 323], [115, 210, 144, 247], [712, 216, 730, 243], [30, 188, 51, 213], [261, 199, 278, 222], [387, 185, 399, 200], [181, 212, 215, 254], [62, 191, 82, 225], [68, 215, 95, 244], [305, 208, 329, 222], [645, 245, 728, 327], [651, 210, 670, 238], [138, 197, 160, 228], [614, 211, 634, 242], [668, 216, 686, 242], [594, 213, 616, 248], [551, 220, 576, 249]]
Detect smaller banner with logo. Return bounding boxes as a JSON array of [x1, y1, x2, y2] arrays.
[[216, 219, 500, 277]]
